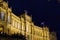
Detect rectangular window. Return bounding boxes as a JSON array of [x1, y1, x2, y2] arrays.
[[22, 23, 24, 31], [33, 30, 35, 34], [12, 20, 14, 26], [15, 22, 17, 28], [8, 16, 10, 23], [1, 12, 5, 21], [18, 23, 21, 29], [26, 25, 28, 32]]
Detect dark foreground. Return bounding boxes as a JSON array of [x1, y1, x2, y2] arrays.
[[0, 33, 26, 40]]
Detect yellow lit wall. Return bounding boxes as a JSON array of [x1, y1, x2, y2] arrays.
[[0, 0, 57, 40]]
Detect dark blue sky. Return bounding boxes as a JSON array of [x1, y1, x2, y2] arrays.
[[4, 0, 60, 40]]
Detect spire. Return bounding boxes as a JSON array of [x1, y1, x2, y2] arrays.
[[24, 10, 28, 15], [41, 22, 45, 27], [0, 0, 3, 2]]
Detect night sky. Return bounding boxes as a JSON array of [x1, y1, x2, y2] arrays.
[[4, 0, 60, 40]]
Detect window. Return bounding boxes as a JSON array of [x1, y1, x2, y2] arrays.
[[26, 24, 28, 32], [33, 30, 35, 35], [15, 22, 17, 28], [1, 12, 5, 21], [18, 23, 21, 29], [12, 20, 14, 26], [8, 16, 10, 23], [22, 23, 23, 30], [22, 23, 25, 31]]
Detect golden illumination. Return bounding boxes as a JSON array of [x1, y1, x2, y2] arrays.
[[0, 0, 57, 40]]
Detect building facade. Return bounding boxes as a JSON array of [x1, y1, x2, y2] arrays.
[[50, 32, 57, 40], [0, 0, 57, 40]]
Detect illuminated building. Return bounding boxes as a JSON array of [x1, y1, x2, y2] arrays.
[[0, 0, 57, 40], [50, 32, 57, 40]]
